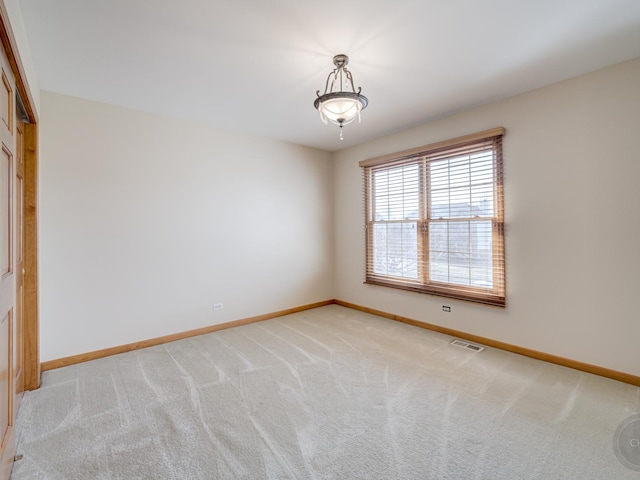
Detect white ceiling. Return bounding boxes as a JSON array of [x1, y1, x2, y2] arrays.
[[17, 0, 640, 151]]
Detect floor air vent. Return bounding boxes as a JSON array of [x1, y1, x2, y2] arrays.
[[450, 339, 485, 352]]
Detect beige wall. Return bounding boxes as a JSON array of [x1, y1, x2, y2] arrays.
[[38, 58, 640, 377], [333, 58, 640, 377], [40, 91, 334, 361]]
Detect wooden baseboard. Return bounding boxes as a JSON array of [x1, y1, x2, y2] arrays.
[[41, 300, 335, 372], [41, 298, 640, 387], [334, 299, 640, 387]]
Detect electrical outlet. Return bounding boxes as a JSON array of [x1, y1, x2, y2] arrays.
[[442, 306, 451, 312], [213, 303, 224, 311]]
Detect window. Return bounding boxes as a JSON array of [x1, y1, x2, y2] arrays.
[[360, 128, 505, 306]]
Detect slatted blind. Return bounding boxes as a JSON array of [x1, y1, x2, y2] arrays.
[[361, 128, 505, 306]]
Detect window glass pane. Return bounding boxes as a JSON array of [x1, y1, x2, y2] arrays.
[[429, 220, 493, 287], [430, 189, 449, 219], [373, 222, 418, 279], [430, 150, 495, 219], [470, 157, 493, 184], [428, 222, 449, 283], [373, 164, 419, 221], [448, 221, 470, 285], [430, 158, 453, 220], [470, 220, 493, 288], [448, 221, 469, 259], [470, 184, 493, 216], [449, 187, 471, 217], [449, 261, 470, 285], [449, 156, 470, 188]]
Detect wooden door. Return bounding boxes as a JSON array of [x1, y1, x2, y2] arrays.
[[14, 112, 23, 413], [0, 36, 15, 480]]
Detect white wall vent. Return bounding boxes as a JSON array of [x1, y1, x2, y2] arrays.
[[450, 339, 485, 352]]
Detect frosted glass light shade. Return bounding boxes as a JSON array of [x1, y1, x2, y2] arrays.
[[318, 95, 362, 126], [314, 92, 368, 127]]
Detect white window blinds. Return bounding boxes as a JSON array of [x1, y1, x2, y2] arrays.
[[361, 128, 505, 306]]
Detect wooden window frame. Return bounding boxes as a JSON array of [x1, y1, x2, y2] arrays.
[[361, 128, 506, 307]]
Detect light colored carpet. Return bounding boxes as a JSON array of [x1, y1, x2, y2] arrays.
[[10, 305, 640, 479]]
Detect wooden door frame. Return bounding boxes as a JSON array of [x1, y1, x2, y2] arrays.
[[0, 3, 39, 391]]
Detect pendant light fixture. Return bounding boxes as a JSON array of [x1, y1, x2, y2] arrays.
[[314, 54, 368, 140]]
